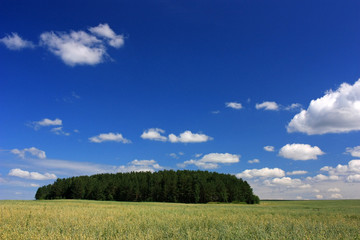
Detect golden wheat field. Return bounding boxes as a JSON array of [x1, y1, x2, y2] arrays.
[[0, 200, 359, 239]]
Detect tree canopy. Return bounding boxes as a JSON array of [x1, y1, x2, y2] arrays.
[[35, 170, 260, 204]]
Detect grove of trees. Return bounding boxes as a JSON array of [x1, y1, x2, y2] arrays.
[[35, 170, 260, 204]]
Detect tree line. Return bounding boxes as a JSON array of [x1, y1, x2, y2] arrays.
[[35, 170, 260, 204]]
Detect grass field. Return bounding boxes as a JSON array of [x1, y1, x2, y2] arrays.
[[0, 200, 359, 239]]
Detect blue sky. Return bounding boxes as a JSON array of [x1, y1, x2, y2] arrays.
[[1, 0, 360, 200]]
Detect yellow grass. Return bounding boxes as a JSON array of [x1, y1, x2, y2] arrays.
[[0, 200, 359, 239]]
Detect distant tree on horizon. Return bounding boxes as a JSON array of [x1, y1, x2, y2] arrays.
[[35, 170, 260, 204]]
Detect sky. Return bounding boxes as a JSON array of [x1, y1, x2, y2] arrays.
[[1, 0, 360, 200]]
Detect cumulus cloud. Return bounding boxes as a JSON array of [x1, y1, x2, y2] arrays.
[[255, 101, 279, 111], [8, 168, 56, 180], [264, 177, 302, 187], [347, 174, 360, 182], [287, 79, 360, 134], [279, 143, 324, 160], [141, 128, 167, 141], [11, 147, 46, 159], [40, 23, 124, 66], [89, 132, 131, 143], [264, 146, 275, 152], [141, 129, 212, 143], [88, 23, 124, 48], [330, 193, 343, 199], [168, 130, 213, 143], [320, 160, 360, 177], [316, 195, 323, 199], [2, 24, 124, 66], [319, 160, 360, 183], [181, 153, 240, 169], [31, 118, 62, 130], [226, 102, 243, 110], [345, 146, 360, 157], [286, 170, 308, 176], [306, 174, 339, 182], [327, 187, 340, 192], [236, 167, 285, 179], [0, 33, 34, 50], [40, 30, 106, 66], [248, 159, 260, 164]]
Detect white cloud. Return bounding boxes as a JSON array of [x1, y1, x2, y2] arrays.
[[211, 110, 220, 114], [169, 152, 184, 159], [236, 167, 285, 179], [25, 156, 165, 176], [345, 146, 360, 157], [0, 33, 34, 50], [248, 159, 260, 164], [2, 24, 124, 66], [201, 153, 239, 163], [320, 160, 360, 179], [11, 147, 46, 159], [265, 177, 302, 187], [169, 153, 179, 159], [31, 118, 62, 130], [226, 102, 243, 110], [327, 187, 340, 192], [29, 158, 115, 175], [8, 168, 56, 180], [235, 161, 360, 200], [168, 130, 213, 143], [88, 23, 124, 48], [284, 103, 302, 111], [330, 193, 343, 199], [141, 128, 167, 141], [30, 183, 40, 187], [316, 195, 323, 199], [279, 143, 324, 160], [287, 170, 308, 176], [40, 30, 106, 66], [141, 129, 212, 143], [255, 101, 279, 111], [180, 160, 218, 169], [89, 132, 131, 143], [181, 153, 240, 169], [287, 79, 360, 134], [117, 159, 164, 173], [40, 24, 124, 66], [264, 146, 275, 152], [306, 174, 339, 182], [51, 127, 70, 136], [347, 174, 360, 182]]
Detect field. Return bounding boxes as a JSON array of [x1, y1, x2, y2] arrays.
[[0, 200, 359, 239]]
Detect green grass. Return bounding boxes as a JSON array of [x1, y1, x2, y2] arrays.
[[0, 200, 359, 239]]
